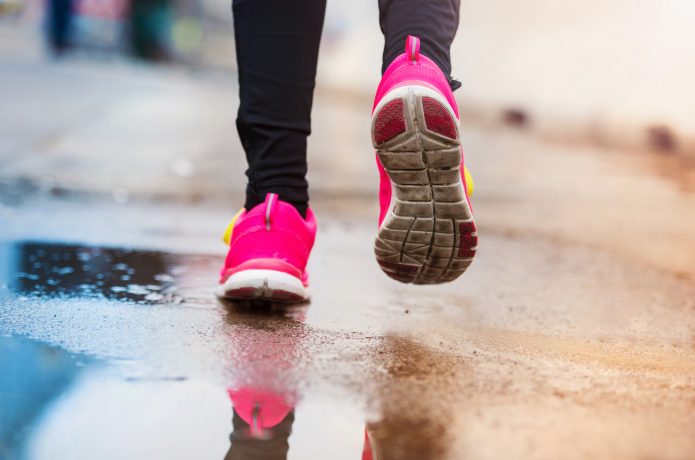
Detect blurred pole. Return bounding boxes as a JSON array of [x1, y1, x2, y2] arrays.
[[128, 0, 172, 61], [47, 0, 73, 54]]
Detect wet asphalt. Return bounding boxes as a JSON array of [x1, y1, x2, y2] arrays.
[[2, 157, 695, 460], [2, 48, 695, 460]]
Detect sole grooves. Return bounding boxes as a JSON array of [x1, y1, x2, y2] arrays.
[[372, 89, 477, 285]]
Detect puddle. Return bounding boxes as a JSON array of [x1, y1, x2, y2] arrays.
[[0, 332, 365, 460], [1, 241, 216, 304], [0, 242, 374, 459], [0, 241, 461, 460], [0, 335, 93, 459], [0, 327, 370, 460]]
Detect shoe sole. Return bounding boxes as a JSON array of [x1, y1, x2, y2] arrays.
[[372, 86, 477, 285], [216, 269, 308, 303]]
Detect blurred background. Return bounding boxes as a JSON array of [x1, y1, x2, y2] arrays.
[[1, 0, 694, 206], [2, 2, 695, 459]]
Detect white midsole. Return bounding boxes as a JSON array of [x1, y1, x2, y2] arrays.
[[215, 269, 308, 300]]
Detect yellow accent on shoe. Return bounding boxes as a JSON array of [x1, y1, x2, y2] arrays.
[[222, 208, 245, 246], [464, 166, 474, 196]]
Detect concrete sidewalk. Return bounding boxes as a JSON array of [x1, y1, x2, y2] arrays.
[[0, 49, 376, 205]]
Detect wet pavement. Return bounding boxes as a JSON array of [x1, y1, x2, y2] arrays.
[[2, 50, 695, 460], [2, 174, 695, 459]]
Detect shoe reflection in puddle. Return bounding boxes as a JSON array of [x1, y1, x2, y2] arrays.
[[219, 303, 429, 460], [222, 301, 303, 460], [225, 388, 294, 459]]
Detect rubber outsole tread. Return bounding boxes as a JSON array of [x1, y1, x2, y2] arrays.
[[372, 90, 477, 285]]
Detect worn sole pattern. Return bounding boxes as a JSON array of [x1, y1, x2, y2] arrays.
[[372, 89, 477, 285]]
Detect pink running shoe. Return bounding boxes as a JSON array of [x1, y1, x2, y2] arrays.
[[371, 36, 477, 285], [216, 193, 317, 302]]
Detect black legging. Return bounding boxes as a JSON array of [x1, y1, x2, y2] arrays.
[[233, 0, 461, 216]]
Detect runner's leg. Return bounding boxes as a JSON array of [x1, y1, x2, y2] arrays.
[[233, 0, 327, 217]]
